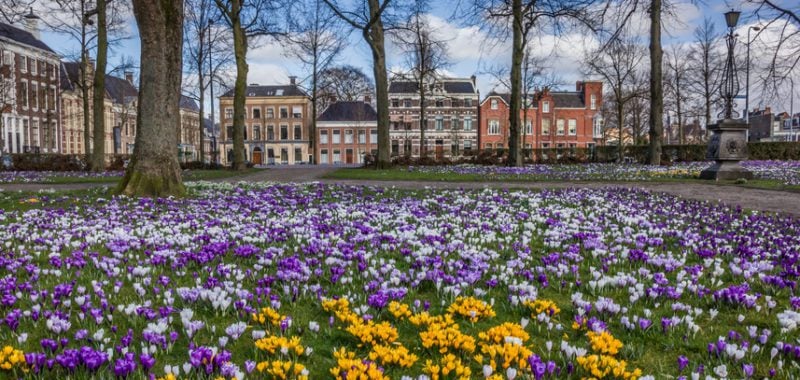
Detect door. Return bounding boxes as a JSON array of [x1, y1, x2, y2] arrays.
[[252, 148, 263, 165], [345, 149, 353, 164], [435, 140, 444, 160]]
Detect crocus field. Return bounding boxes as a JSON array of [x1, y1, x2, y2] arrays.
[[404, 161, 800, 186], [1, 182, 799, 379]]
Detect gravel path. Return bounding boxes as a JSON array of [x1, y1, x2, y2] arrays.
[[3, 166, 799, 217]]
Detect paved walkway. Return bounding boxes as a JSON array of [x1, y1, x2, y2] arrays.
[[2, 166, 799, 217]]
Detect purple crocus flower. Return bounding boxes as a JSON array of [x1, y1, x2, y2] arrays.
[[113, 352, 137, 377], [678, 355, 689, 372], [742, 363, 754, 378]]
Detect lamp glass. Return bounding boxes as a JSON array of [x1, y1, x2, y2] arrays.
[[725, 10, 741, 28]]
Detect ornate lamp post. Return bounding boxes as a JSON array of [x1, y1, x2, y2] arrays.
[[700, 9, 753, 180]]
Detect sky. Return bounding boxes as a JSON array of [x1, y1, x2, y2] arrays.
[[22, 0, 800, 122]]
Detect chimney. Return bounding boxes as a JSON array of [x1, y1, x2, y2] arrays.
[[289, 76, 296, 85], [765, 106, 771, 114], [329, 95, 337, 103], [24, 8, 41, 40], [364, 95, 371, 103], [124, 71, 134, 84], [576, 81, 583, 91]]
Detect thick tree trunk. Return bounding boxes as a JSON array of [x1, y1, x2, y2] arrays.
[[91, 0, 108, 171], [367, 0, 390, 169], [508, 0, 523, 167], [118, 0, 185, 197], [231, 0, 248, 171], [648, 0, 663, 165], [81, 50, 91, 166], [198, 29, 206, 165]]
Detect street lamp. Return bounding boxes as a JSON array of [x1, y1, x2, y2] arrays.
[[720, 9, 741, 120], [745, 25, 762, 123]]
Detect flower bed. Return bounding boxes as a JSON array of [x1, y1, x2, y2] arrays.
[[0, 182, 798, 378], [0, 171, 123, 184], [405, 161, 800, 185]]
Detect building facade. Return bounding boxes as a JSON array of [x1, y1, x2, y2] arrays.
[[388, 76, 479, 158], [748, 107, 797, 142], [1, 21, 62, 154], [218, 79, 311, 165], [479, 81, 604, 152], [316, 100, 378, 164], [178, 96, 201, 162]]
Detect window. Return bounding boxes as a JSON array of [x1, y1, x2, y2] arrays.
[[568, 119, 577, 135], [403, 99, 412, 108], [391, 99, 399, 107], [280, 107, 288, 118], [226, 125, 233, 139], [267, 125, 275, 140], [370, 129, 377, 143], [333, 149, 341, 163], [320, 149, 329, 164], [225, 107, 233, 119], [435, 99, 444, 107], [463, 116, 473, 131], [593, 117, 603, 138], [590, 94, 597, 110], [491, 99, 498, 110], [542, 119, 550, 135], [541, 142, 550, 148], [344, 130, 353, 143], [20, 56, 27, 72], [435, 117, 443, 131], [280, 125, 288, 140], [484, 143, 492, 149], [1, 51, 12, 66], [464, 98, 472, 107], [292, 106, 302, 118], [451, 117, 458, 130], [252, 108, 261, 119], [320, 130, 329, 144], [488, 120, 500, 135], [31, 83, 38, 109], [19, 81, 28, 107], [294, 125, 302, 140], [332, 130, 341, 144], [31, 60, 37, 75], [525, 120, 533, 135], [464, 140, 472, 151], [253, 125, 261, 140], [243, 125, 247, 140], [543, 101, 550, 113], [295, 147, 302, 163], [391, 140, 399, 155], [266, 108, 274, 118], [557, 119, 565, 135], [358, 130, 366, 144]]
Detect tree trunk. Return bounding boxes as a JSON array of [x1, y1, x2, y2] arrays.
[[118, 0, 185, 197], [231, 0, 248, 171], [310, 57, 318, 164], [617, 89, 624, 162], [91, 0, 108, 171], [81, 48, 91, 166], [198, 27, 206, 165], [508, 0, 523, 167], [648, 0, 663, 165], [367, 0, 390, 169], [419, 79, 426, 158]]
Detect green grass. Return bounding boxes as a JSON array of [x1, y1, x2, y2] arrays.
[[14, 168, 265, 185]]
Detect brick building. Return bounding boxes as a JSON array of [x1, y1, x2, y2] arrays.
[[388, 76, 479, 158], [316, 100, 377, 164], [0, 20, 62, 154], [219, 79, 311, 165], [748, 107, 796, 142], [479, 81, 604, 152]]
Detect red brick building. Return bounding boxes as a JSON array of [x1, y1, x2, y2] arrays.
[[478, 81, 604, 152], [316, 101, 377, 164]]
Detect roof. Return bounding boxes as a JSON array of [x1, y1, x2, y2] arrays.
[[203, 118, 219, 137], [481, 91, 586, 108], [318, 101, 377, 122], [388, 78, 476, 95], [104, 75, 138, 104], [220, 85, 308, 98], [0, 22, 55, 54], [180, 95, 200, 112], [60, 62, 75, 91]]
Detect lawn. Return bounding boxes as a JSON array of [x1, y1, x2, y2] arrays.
[[0, 182, 797, 379], [0, 168, 263, 185], [325, 161, 800, 192]]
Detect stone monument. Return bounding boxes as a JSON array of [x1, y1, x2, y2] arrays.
[[700, 119, 753, 180]]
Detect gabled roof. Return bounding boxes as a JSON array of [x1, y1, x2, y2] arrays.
[[481, 91, 510, 106], [388, 78, 477, 95], [180, 95, 200, 112], [60, 63, 75, 91], [220, 85, 308, 98], [318, 101, 377, 122], [0, 22, 55, 54], [104, 75, 138, 104], [481, 91, 586, 108]]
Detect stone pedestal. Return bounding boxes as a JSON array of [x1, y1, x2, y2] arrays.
[[700, 119, 753, 180]]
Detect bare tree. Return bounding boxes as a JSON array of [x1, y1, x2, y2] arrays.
[[323, 0, 397, 169], [747, 1, 800, 102], [586, 36, 645, 161], [287, 0, 347, 164], [184, 0, 233, 165], [0, 0, 33, 23], [0, 55, 15, 154], [665, 43, 691, 145], [214, 0, 287, 170], [118, 0, 185, 196], [317, 65, 375, 110], [392, 1, 449, 158], [89, 0, 109, 171], [686, 17, 721, 131], [463, 0, 607, 166]]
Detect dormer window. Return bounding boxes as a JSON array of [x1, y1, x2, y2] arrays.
[[590, 94, 597, 110], [490, 99, 498, 110], [543, 101, 550, 113]]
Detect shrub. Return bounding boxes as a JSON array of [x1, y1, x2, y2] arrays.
[[7, 154, 85, 171]]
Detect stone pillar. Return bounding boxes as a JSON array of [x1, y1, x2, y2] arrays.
[[700, 119, 753, 180]]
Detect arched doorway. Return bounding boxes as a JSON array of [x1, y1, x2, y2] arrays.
[[252, 147, 263, 165]]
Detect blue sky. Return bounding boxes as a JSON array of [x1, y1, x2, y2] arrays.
[[28, 0, 800, 121]]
